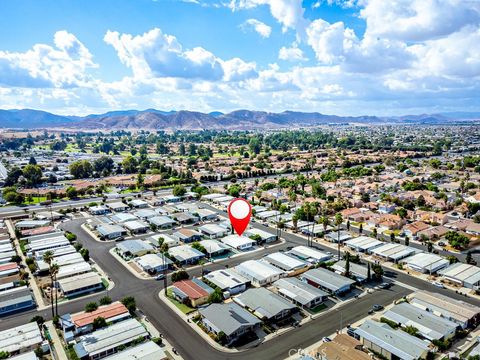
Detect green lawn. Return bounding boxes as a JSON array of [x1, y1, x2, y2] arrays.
[[166, 288, 196, 314], [307, 303, 328, 314], [23, 196, 48, 205], [383, 229, 401, 236]]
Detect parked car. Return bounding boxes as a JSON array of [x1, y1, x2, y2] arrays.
[[379, 282, 391, 289], [346, 327, 357, 338], [322, 337, 331, 343], [372, 304, 384, 311], [431, 281, 445, 288]]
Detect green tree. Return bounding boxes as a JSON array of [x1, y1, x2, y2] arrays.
[[66, 186, 78, 199], [93, 156, 114, 176], [249, 137, 262, 154], [208, 288, 223, 303], [121, 296, 136, 314], [30, 315, 45, 325], [69, 160, 93, 179], [99, 296, 112, 306], [171, 270, 189, 282], [228, 185, 241, 198], [172, 185, 186, 197], [85, 302, 99, 312], [23, 164, 43, 186], [404, 325, 419, 336], [93, 317, 107, 330], [445, 231, 470, 250], [122, 156, 138, 174], [372, 263, 384, 280]]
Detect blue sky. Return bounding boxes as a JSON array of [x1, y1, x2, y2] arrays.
[[0, 0, 479, 116]]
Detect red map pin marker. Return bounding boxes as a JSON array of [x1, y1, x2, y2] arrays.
[[228, 198, 252, 236]]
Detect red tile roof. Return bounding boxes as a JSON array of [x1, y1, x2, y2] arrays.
[[71, 302, 129, 327], [21, 226, 55, 236], [0, 263, 18, 272], [173, 280, 208, 299]]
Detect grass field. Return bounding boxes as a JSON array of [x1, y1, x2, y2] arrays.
[[23, 196, 48, 205]]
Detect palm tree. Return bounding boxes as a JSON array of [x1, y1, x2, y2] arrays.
[[43, 251, 55, 318], [335, 213, 343, 260], [50, 264, 60, 317], [309, 202, 320, 246], [292, 214, 299, 232]]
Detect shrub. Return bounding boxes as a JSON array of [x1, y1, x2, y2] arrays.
[[85, 302, 98, 312]]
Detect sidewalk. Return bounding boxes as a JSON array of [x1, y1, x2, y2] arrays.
[[139, 316, 183, 360], [45, 320, 69, 360], [6, 219, 47, 309], [109, 247, 152, 280]]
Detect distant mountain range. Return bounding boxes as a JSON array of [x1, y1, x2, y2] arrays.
[[0, 108, 479, 130]]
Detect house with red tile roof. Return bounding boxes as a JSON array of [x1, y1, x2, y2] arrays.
[[172, 278, 214, 307], [0, 262, 18, 278], [60, 302, 130, 336]]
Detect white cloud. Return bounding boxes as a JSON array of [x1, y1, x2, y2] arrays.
[[0, 30, 96, 88], [241, 19, 272, 38], [278, 43, 307, 61], [360, 0, 480, 42], [104, 28, 224, 81], [222, 58, 258, 81], [104, 28, 259, 83], [306, 19, 350, 64], [228, 0, 308, 36]]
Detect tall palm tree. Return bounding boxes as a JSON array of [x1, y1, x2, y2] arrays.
[[50, 264, 60, 317], [335, 213, 343, 260], [309, 202, 320, 247], [42, 251, 55, 318]]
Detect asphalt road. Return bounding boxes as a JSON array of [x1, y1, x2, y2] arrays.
[[0, 217, 411, 360], [3, 209, 480, 360]]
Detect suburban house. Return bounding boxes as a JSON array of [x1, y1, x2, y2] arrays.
[[286, 246, 332, 264], [204, 268, 250, 295], [116, 240, 154, 258], [220, 235, 256, 251], [235, 260, 284, 287], [409, 290, 480, 329], [262, 252, 309, 275], [134, 253, 173, 274], [272, 277, 327, 309], [403, 221, 431, 239], [172, 278, 214, 307], [173, 228, 202, 243], [233, 287, 297, 323], [97, 224, 127, 240], [198, 303, 261, 345], [198, 239, 230, 257], [60, 302, 130, 336], [300, 268, 355, 295], [73, 318, 149, 359], [198, 224, 229, 239], [168, 245, 205, 264], [355, 319, 430, 360], [382, 302, 458, 341]]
